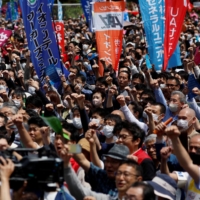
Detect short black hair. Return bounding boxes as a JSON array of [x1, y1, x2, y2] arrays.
[[114, 120, 145, 148], [177, 71, 189, 82], [118, 70, 131, 80], [28, 116, 47, 127], [62, 121, 80, 143], [92, 108, 109, 118], [92, 90, 106, 100], [26, 95, 43, 108], [96, 77, 108, 87], [12, 88, 25, 98], [130, 182, 155, 200], [129, 101, 143, 119], [150, 102, 166, 114], [132, 73, 144, 83], [26, 109, 40, 117], [104, 114, 122, 125], [140, 89, 156, 103], [167, 76, 180, 86], [119, 159, 143, 178], [76, 74, 86, 83]]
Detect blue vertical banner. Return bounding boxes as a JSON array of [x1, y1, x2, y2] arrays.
[[19, 0, 64, 89], [48, 0, 54, 12], [57, 0, 62, 21], [6, 0, 19, 21], [139, 0, 164, 71], [81, 0, 92, 31]]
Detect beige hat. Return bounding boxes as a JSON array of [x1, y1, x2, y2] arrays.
[[78, 138, 90, 152]]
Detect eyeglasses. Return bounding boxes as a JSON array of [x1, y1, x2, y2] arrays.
[[124, 195, 140, 200], [118, 134, 133, 140], [166, 84, 178, 88], [115, 171, 139, 178], [146, 144, 156, 150]]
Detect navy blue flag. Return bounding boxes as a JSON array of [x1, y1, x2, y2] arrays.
[[19, 0, 67, 89], [81, 0, 92, 31]]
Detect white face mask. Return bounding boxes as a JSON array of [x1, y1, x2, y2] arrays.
[[90, 118, 100, 126], [160, 84, 166, 88], [13, 99, 21, 108], [177, 119, 190, 131], [32, 108, 40, 114], [77, 83, 83, 91], [92, 99, 102, 107], [33, 75, 39, 80], [28, 86, 36, 95], [0, 84, 7, 91], [152, 113, 160, 122], [102, 125, 114, 138], [82, 44, 89, 51], [169, 103, 179, 113], [21, 63, 26, 69], [73, 117, 82, 129], [83, 62, 89, 66]]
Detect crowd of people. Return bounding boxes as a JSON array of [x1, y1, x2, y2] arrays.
[[0, 2, 200, 200]]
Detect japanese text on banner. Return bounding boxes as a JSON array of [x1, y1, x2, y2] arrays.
[[93, 1, 125, 76], [19, 0, 63, 88], [139, 0, 164, 71]]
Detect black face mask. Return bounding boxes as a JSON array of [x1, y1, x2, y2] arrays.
[[189, 152, 200, 165]]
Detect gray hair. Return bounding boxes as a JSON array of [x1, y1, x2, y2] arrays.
[[1, 102, 19, 114], [171, 91, 186, 104], [144, 134, 157, 144]]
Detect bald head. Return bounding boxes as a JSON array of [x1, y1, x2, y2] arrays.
[[178, 108, 196, 119], [111, 110, 125, 121], [189, 134, 200, 153]]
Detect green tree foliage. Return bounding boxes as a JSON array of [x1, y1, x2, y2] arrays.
[[53, 0, 83, 19]]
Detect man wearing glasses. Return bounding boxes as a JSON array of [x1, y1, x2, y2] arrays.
[[114, 120, 156, 180]]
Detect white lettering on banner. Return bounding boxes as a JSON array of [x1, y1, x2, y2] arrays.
[[150, 15, 158, 23], [154, 32, 162, 44], [152, 24, 160, 33], [0, 33, 8, 42], [99, 5, 121, 11], [146, 0, 163, 69], [168, 7, 179, 54], [104, 33, 112, 64], [170, 17, 177, 27], [146, 0, 156, 6], [159, 5, 163, 14], [85, 1, 91, 21], [94, 12, 123, 31], [170, 8, 179, 17], [149, 6, 158, 15]]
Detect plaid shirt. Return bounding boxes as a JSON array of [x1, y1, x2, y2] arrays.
[[85, 163, 118, 197]]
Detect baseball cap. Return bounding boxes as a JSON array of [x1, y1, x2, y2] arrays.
[[126, 42, 135, 47], [104, 144, 130, 160], [146, 174, 177, 200]]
